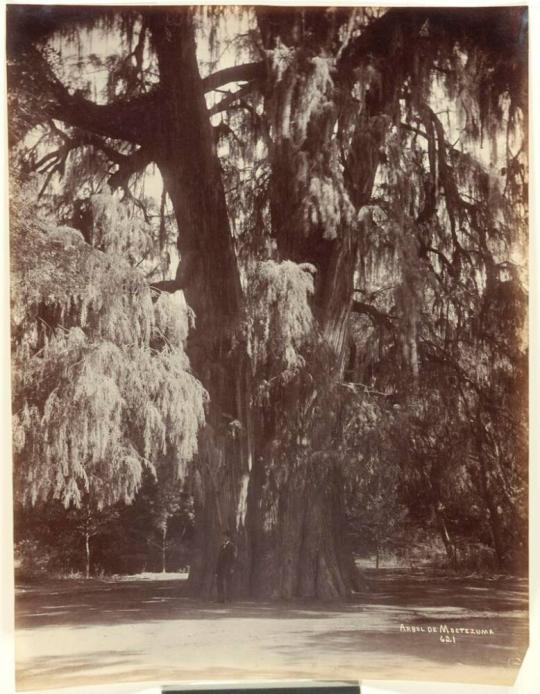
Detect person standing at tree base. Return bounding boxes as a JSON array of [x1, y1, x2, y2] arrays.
[[215, 530, 236, 603]]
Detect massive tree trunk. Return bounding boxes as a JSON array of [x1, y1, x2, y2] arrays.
[[144, 7, 420, 599], [246, 449, 357, 599], [145, 11, 362, 599], [145, 12, 251, 598], [235, 8, 411, 599]]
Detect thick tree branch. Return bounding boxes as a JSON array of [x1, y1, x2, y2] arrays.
[[145, 11, 244, 327], [108, 147, 153, 192], [8, 45, 160, 145], [351, 300, 394, 330], [202, 62, 265, 92], [150, 250, 200, 296], [208, 82, 257, 117]]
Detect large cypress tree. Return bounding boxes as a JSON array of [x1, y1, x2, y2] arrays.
[[8, 5, 528, 598]]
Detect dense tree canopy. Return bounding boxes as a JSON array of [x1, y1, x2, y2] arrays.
[[8, 5, 528, 597]]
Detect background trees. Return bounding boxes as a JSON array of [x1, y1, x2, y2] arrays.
[[8, 5, 527, 596], [14, 478, 194, 579]]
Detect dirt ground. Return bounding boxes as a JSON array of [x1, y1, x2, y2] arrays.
[[14, 569, 528, 692]]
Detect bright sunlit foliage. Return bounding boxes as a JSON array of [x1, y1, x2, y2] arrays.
[[12, 189, 206, 508]]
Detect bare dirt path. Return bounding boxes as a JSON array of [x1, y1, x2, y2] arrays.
[[15, 569, 528, 691]]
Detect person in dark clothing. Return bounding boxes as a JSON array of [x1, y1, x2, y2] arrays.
[[215, 530, 236, 603]]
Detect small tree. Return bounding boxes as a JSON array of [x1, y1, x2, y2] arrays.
[[149, 474, 193, 574], [70, 497, 120, 578]]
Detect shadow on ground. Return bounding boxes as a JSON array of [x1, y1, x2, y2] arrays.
[[15, 568, 529, 691], [15, 569, 528, 629]]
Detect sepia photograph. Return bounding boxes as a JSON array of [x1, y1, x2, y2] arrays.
[[5, 3, 529, 691]]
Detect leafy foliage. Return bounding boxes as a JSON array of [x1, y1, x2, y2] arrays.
[[11, 187, 206, 509], [247, 259, 316, 375]]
